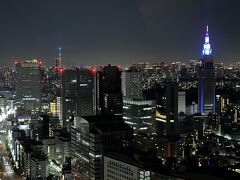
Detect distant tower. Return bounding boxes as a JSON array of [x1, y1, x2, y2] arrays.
[[55, 47, 62, 70], [198, 26, 215, 114], [58, 47, 62, 67]]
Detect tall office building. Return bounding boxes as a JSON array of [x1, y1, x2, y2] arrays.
[[123, 97, 155, 132], [155, 83, 179, 135], [30, 152, 48, 179], [122, 70, 155, 132], [54, 128, 71, 165], [216, 94, 229, 114], [97, 65, 122, 115], [178, 91, 186, 114], [56, 96, 63, 126], [198, 26, 215, 114], [55, 47, 62, 70], [15, 60, 41, 113], [77, 69, 96, 116], [71, 115, 133, 180], [122, 70, 143, 98], [62, 69, 77, 128], [62, 68, 96, 128]]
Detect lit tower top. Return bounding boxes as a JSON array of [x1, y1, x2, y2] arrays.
[[58, 47, 62, 67], [202, 25, 212, 56]]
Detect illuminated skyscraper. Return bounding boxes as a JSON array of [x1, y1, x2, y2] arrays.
[[62, 68, 96, 128], [178, 91, 186, 114], [122, 70, 153, 132], [198, 26, 215, 114], [123, 97, 155, 132], [122, 70, 143, 98], [15, 60, 42, 113]]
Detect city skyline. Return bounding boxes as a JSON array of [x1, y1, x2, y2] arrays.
[[1, 1, 240, 179], [0, 0, 240, 66]]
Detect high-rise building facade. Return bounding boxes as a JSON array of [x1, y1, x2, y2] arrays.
[[104, 150, 156, 180], [122, 70, 154, 132], [216, 94, 229, 114], [56, 96, 63, 126], [155, 82, 179, 135], [71, 115, 133, 180], [97, 65, 122, 115], [62, 69, 96, 128], [30, 152, 48, 179], [15, 60, 41, 113], [178, 91, 186, 114], [122, 70, 143, 98], [198, 26, 215, 114], [62, 69, 77, 128], [123, 97, 155, 132]]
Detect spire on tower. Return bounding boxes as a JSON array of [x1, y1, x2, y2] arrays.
[[202, 25, 212, 56], [58, 47, 62, 67]]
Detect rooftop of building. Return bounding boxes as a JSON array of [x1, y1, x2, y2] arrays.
[[53, 127, 71, 141], [18, 137, 43, 152], [91, 122, 132, 134], [80, 115, 123, 125], [78, 115, 132, 135], [178, 167, 240, 180], [104, 147, 162, 169], [151, 173, 186, 180], [31, 151, 47, 161]]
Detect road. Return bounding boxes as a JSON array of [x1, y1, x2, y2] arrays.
[[0, 106, 20, 179], [0, 130, 20, 179]]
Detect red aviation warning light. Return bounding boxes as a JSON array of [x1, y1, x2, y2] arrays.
[[92, 67, 97, 74], [58, 67, 64, 74], [14, 59, 20, 65]]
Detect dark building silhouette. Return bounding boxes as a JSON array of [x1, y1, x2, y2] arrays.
[[97, 65, 122, 115], [39, 114, 50, 138], [155, 82, 179, 135]]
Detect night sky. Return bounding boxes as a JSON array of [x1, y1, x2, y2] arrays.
[[0, 0, 240, 66]]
